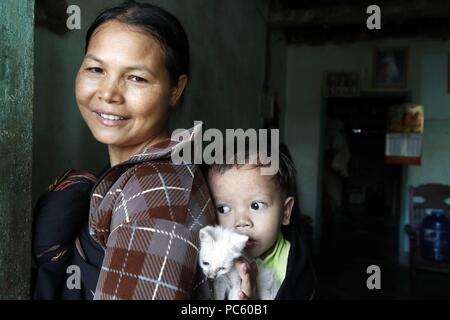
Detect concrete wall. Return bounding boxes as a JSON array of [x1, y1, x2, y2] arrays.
[[269, 30, 287, 138], [33, 0, 268, 203], [284, 39, 450, 259]]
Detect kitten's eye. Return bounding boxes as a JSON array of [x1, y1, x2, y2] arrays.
[[251, 201, 267, 210], [216, 205, 231, 214], [202, 261, 209, 266]]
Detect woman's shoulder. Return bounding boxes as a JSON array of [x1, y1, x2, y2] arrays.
[[34, 169, 97, 221], [128, 161, 203, 186], [128, 162, 211, 201], [33, 170, 97, 262], [34, 169, 97, 232], [47, 169, 97, 192], [117, 161, 214, 224]]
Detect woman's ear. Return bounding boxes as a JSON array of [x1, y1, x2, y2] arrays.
[[169, 74, 188, 106], [282, 196, 295, 226]]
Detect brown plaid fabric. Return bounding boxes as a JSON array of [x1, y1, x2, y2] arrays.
[[89, 126, 216, 300]]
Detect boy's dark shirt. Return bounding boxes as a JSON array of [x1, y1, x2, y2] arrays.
[[275, 227, 318, 300]]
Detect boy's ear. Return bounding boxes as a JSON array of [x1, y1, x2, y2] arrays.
[[282, 196, 295, 226], [169, 74, 188, 107]]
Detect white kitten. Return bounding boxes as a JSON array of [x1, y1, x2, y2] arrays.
[[199, 225, 280, 300]]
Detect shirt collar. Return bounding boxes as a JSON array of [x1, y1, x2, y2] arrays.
[[124, 121, 203, 164]]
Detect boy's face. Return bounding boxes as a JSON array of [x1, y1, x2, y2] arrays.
[[208, 165, 294, 258]]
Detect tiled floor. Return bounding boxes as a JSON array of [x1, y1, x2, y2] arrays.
[[314, 213, 450, 300]]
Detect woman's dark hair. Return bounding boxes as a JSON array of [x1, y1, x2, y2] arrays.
[[85, 0, 189, 86]]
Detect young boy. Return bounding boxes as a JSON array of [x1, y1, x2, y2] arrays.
[[206, 147, 318, 300]]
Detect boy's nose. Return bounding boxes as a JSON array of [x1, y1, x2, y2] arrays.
[[234, 217, 253, 229]]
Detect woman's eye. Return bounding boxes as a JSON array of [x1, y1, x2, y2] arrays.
[[87, 67, 103, 74], [251, 201, 266, 210], [218, 267, 225, 271], [202, 261, 209, 266], [216, 205, 231, 214], [129, 75, 147, 83]]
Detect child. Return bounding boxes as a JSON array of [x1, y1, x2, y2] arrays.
[[206, 146, 318, 300]]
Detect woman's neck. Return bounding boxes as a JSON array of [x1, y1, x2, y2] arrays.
[[108, 129, 170, 167]]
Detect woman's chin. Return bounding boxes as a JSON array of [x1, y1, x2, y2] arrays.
[[91, 131, 124, 147]]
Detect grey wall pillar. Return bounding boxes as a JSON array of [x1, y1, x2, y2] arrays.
[[0, 0, 34, 299]]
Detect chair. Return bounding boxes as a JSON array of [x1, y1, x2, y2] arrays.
[[405, 183, 450, 279]]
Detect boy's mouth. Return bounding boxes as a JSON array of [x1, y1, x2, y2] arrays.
[[245, 238, 257, 250]]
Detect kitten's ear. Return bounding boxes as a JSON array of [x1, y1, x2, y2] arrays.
[[231, 232, 249, 251], [199, 226, 216, 243]]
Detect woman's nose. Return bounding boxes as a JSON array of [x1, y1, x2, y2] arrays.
[[98, 77, 124, 104]]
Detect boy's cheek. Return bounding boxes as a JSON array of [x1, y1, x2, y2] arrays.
[[217, 216, 232, 228]]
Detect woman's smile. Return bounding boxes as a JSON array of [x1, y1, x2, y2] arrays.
[[92, 110, 130, 127]]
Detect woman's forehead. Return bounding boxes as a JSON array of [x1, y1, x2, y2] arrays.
[[87, 20, 164, 62]]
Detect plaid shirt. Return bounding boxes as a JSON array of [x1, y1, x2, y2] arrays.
[[89, 126, 216, 300]]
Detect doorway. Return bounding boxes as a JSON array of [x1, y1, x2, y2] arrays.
[[317, 93, 408, 298]]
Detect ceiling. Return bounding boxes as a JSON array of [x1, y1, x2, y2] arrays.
[[270, 0, 450, 45]]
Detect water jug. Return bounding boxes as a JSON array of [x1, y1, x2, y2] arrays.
[[420, 209, 450, 262]]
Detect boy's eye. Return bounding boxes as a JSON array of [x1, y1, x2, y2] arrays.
[[128, 75, 148, 83], [251, 201, 267, 210], [216, 205, 231, 215]]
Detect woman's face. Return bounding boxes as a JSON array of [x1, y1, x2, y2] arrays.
[[76, 20, 183, 149]]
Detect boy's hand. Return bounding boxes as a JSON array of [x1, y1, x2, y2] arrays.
[[234, 258, 259, 300]]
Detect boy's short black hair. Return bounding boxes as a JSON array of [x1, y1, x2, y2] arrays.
[[206, 143, 297, 199]]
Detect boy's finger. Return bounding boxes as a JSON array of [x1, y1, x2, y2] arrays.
[[240, 268, 252, 298], [249, 261, 258, 276], [239, 291, 249, 300], [235, 259, 249, 277]]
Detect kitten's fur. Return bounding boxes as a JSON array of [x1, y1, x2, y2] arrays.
[[199, 225, 280, 300]]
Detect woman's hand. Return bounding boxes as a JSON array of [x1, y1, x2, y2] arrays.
[[234, 257, 259, 300]]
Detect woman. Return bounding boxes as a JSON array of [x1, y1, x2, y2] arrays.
[[33, 1, 216, 300]]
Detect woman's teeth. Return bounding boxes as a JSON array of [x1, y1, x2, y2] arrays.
[[99, 112, 125, 121]]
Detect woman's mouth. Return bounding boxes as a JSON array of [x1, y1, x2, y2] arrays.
[[93, 111, 130, 127]]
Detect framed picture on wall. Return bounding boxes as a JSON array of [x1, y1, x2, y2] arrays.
[[373, 47, 408, 89], [323, 71, 360, 97]]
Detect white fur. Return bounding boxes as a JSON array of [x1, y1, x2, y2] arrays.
[[199, 225, 280, 300]]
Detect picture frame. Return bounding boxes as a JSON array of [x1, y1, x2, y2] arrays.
[[373, 47, 408, 89], [323, 71, 360, 97]]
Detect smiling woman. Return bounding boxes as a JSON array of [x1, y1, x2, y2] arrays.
[[76, 19, 179, 166], [32, 1, 216, 300]]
